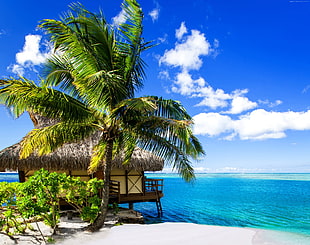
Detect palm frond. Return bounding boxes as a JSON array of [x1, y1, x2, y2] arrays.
[[0, 77, 95, 123], [89, 139, 107, 173], [20, 121, 97, 158], [117, 0, 155, 93], [110, 97, 157, 121], [135, 130, 195, 181], [78, 70, 129, 110], [113, 95, 205, 181]]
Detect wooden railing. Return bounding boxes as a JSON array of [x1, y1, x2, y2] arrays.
[[144, 178, 164, 194], [109, 178, 164, 199], [109, 180, 121, 202]]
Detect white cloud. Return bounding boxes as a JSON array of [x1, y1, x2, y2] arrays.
[[10, 34, 51, 75], [159, 24, 283, 121], [16, 35, 49, 66], [259, 99, 283, 107], [272, 100, 283, 107], [175, 22, 187, 40], [226, 96, 258, 114], [194, 85, 231, 109], [158, 70, 170, 80], [161, 165, 310, 173], [160, 29, 211, 71], [193, 109, 310, 140], [235, 109, 310, 140], [159, 25, 251, 111], [10, 64, 25, 76], [169, 70, 256, 112], [193, 113, 233, 136], [112, 8, 126, 26], [171, 70, 205, 95], [149, 8, 160, 22]]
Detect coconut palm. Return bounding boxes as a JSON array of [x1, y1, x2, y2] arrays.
[[0, 0, 204, 230]]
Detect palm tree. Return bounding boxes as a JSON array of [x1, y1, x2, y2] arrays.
[[0, 0, 204, 231]]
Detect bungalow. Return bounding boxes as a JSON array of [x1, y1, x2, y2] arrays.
[[0, 113, 164, 215]]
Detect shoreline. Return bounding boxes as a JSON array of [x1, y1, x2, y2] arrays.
[[2, 218, 310, 245], [58, 222, 310, 245]]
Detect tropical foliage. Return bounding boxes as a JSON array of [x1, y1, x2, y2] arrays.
[[0, 0, 204, 230], [0, 169, 104, 241]]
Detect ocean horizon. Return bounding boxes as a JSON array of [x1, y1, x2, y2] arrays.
[[1, 172, 310, 244]]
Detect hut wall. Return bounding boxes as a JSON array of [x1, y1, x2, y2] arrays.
[[23, 170, 91, 182], [110, 168, 144, 195], [127, 170, 143, 194], [19, 168, 145, 195]]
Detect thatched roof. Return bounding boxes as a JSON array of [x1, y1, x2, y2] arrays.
[[0, 113, 164, 172]]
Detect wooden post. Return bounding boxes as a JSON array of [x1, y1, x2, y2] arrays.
[[125, 170, 129, 196], [129, 203, 134, 210], [18, 171, 26, 183]]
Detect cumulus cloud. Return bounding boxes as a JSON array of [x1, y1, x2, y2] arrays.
[[159, 23, 254, 111], [162, 68, 257, 112], [159, 22, 285, 132], [193, 113, 233, 136], [175, 22, 187, 40], [160, 28, 211, 71], [171, 70, 206, 95], [16, 35, 49, 65], [193, 109, 310, 140], [226, 96, 258, 114], [194, 83, 235, 109], [169, 70, 256, 112], [149, 8, 160, 22], [9, 34, 51, 76], [194, 85, 231, 109]]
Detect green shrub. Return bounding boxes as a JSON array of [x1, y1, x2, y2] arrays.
[[0, 182, 27, 235], [0, 169, 104, 237], [63, 176, 104, 223], [17, 169, 67, 234]]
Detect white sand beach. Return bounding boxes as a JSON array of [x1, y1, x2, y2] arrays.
[[1, 218, 309, 245], [59, 222, 258, 245], [58, 222, 310, 245]]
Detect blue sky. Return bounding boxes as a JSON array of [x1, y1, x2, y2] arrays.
[[1, 0, 310, 173]]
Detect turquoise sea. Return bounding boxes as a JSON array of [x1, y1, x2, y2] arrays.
[[141, 173, 310, 244], [1, 172, 310, 244]]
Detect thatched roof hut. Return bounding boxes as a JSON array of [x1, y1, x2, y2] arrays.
[[0, 113, 164, 172]]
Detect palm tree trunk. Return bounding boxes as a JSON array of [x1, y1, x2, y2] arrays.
[[87, 140, 113, 231]]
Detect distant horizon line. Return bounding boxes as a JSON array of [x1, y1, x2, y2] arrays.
[[149, 172, 310, 174]]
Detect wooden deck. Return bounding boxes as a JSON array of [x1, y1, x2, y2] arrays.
[[58, 178, 164, 216], [109, 191, 164, 204], [109, 178, 164, 215]]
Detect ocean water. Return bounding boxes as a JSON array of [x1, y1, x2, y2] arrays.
[[2, 172, 310, 243], [139, 173, 310, 244]]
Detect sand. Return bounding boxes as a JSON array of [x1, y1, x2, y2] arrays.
[[1, 218, 308, 245], [59, 223, 258, 245], [58, 222, 310, 245]]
